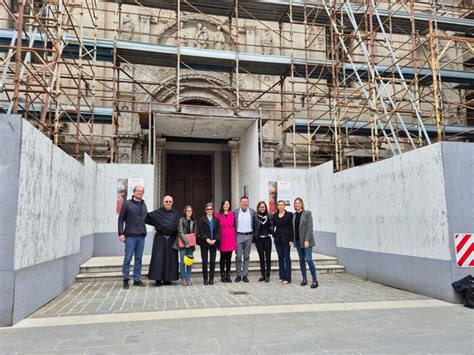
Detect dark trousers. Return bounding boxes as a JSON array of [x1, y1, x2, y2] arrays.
[[256, 236, 272, 278], [220, 251, 233, 277], [275, 243, 291, 282], [201, 245, 217, 281]]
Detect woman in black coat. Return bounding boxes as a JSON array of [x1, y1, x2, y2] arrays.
[[198, 202, 221, 285], [254, 201, 273, 283], [272, 200, 293, 284]]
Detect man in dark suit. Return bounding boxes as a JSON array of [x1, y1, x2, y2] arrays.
[[234, 196, 255, 283]]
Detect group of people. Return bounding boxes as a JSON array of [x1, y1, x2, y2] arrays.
[[118, 186, 318, 289]]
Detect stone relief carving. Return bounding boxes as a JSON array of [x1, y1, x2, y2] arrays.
[[317, 35, 325, 50], [194, 23, 209, 48], [262, 75, 273, 99], [261, 30, 273, 55], [118, 105, 132, 132], [214, 25, 226, 50], [121, 13, 135, 40], [179, 21, 189, 47], [132, 138, 144, 163], [156, 14, 236, 51], [119, 153, 130, 163]]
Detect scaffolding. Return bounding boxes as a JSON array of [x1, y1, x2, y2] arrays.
[[0, 0, 104, 161], [1, 0, 473, 169]]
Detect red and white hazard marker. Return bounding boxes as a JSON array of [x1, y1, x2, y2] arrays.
[[454, 234, 474, 267]]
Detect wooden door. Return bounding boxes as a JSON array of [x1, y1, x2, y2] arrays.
[[166, 154, 213, 219]]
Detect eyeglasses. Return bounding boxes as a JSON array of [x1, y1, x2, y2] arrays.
[[206, 208, 213, 211], [164, 200, 172, 203]]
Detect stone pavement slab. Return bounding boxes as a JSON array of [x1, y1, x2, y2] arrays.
[[31, 273, 426, 318], [0, 306, 472, 354]]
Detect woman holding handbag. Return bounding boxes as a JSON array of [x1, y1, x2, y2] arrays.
[[198, 202, 221, 285], [176, 205, 197, 286]]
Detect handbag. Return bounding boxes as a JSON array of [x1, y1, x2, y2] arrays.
[[178, 233, 196, 248]]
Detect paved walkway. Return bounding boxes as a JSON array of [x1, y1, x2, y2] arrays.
[[32, 274, 424, 318], [1, 303, 472, 354], [1, 273, 473, 354]]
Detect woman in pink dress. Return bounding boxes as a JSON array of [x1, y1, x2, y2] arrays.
[[215, 200, 236, 283]]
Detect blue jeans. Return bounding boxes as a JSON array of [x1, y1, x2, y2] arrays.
[[179, 248, 193, 279], [275, 243, 291, 282], [295, 240, 317, 281], [123, 236, 146, 282]]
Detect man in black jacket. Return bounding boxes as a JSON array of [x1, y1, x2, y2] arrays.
[[118, 185, 148, 289]]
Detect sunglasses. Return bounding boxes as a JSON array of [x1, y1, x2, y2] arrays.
[[206, 208, 213, 211], [164, 200, 172, 203]]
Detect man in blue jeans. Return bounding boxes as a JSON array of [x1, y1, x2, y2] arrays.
[[118, 185, 148, 289]]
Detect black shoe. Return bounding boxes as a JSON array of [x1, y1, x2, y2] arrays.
[[209, 279, 214, 285], [265, 277, 270, 283], [133, 280, 146, 287], [301, 279, 308, 286], [163, 281, 172, 286], [226, 275, 232, 283], [221, 276, 226, 282], [311, 281, 319, 289], [155, 280, 163, 286], [258, 276, 265, 282], [123, 279, 130, 289], [203, 279, 209, 285], [235, 276, 241, 283], [243, 276, 249, 283]]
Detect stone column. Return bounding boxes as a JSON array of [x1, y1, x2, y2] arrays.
[[246, 26, 255, 53], [154, 138, 166, 208], [228, 139, 240, 209]]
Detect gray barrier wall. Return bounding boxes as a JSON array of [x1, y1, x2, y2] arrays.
[[0, 115, 22, 326], [331, 142, 472, 303], [1, 117, 154, 326]]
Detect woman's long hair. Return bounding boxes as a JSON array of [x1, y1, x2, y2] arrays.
[[219, 199, 231, 215], [255, 201, 268, 221], [182, 205, 194, 220], [293, 197, 305, 210]]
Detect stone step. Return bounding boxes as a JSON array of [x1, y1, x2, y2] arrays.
[[76, 264, 345, 282], [79, 252, 340, 274], [76, 252, 345, 282]]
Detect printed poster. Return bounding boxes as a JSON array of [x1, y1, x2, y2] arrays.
[[277, 181, 291, 206], [268, 181, 277, 213], [116, 178, 144, 215]]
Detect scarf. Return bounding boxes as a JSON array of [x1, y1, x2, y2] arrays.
[[257, 211, 269, 225]]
